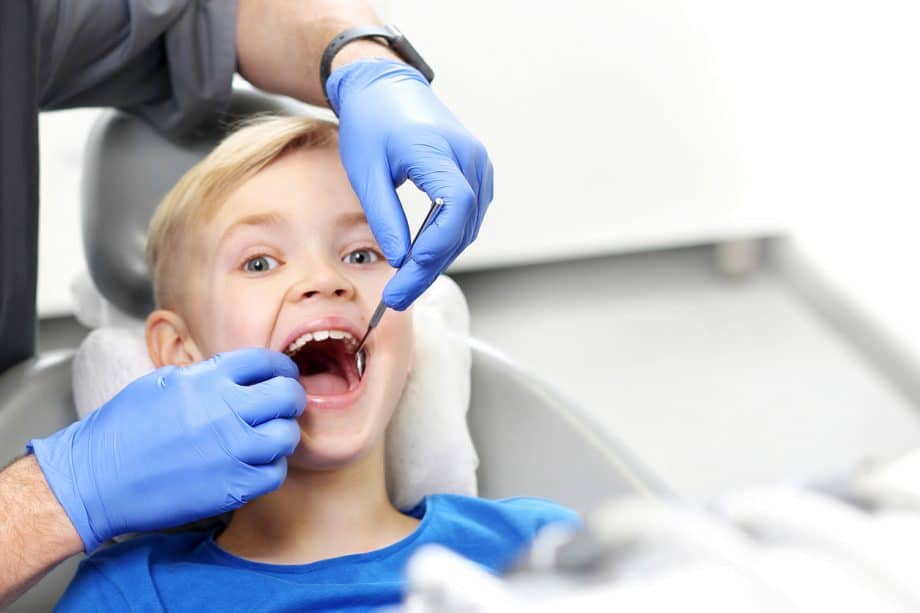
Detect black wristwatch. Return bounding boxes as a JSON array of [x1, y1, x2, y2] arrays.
[[319, 24, 435, 110]]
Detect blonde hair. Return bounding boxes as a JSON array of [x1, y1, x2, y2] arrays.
[[146, 115, 338, 310]]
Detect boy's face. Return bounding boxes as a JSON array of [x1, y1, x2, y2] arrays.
[[148, 144, 413, 471]]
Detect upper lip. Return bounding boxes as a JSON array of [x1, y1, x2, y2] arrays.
[[278, 315, 368, 355]]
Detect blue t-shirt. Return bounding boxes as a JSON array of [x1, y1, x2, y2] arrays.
[[56, 494, 579, 612]]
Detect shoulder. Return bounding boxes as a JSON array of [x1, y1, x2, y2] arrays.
[[418, 494, 580, 571], [55, 531, 210, 611], [428, 494, 581, 535], [491, 496, 583, 529], [87, 529, 210, 570]]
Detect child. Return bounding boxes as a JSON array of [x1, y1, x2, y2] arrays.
[[56, 116, 578, 611]]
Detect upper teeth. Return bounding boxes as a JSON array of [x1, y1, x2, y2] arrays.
[[286, 329, 357, 354]]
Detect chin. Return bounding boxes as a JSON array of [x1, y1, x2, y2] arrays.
[[288, 428, 379, 472]]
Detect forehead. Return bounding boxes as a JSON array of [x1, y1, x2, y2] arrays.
[[213, 145, 363, 231]]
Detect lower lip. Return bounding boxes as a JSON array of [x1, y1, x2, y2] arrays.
[[300, 357, 368, 410]]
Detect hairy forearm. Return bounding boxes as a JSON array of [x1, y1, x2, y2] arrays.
[[0, 455, 82, 609], [236, 0, 401, 106]]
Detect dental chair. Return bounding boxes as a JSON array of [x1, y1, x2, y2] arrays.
[[0, 90, 666, 611]]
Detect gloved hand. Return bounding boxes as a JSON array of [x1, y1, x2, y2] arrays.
[[327, 59, 494, 310], [28, 348, 306, 553]]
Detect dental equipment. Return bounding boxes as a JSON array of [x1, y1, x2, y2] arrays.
[[354, 197, 444, 378]]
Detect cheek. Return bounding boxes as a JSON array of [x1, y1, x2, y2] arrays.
[[198, 280, 280, 353], [380, 311, 414, 374], [352, 264, 391, 304]]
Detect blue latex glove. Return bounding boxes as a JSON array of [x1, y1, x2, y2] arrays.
[[28, 348, 305, 553], [327, 59, 494, 310]]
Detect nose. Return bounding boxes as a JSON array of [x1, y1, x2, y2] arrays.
[[286, 259, 355, 302]]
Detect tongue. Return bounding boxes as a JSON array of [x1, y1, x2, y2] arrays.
[[300, 372, 350, 395]]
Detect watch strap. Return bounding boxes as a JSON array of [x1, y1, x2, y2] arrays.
[[320, 24, 434, 107]]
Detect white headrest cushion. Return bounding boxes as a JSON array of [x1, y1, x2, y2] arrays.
[[72, 275, 478, 509]]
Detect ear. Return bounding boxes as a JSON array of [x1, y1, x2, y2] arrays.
[[145, 309, 204, 368]]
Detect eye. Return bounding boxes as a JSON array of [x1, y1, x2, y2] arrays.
[[343, 248, 380, 266], [242, 254, 279, 273]]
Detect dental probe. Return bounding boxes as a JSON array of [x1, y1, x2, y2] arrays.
[[354, 197, 444, 378]]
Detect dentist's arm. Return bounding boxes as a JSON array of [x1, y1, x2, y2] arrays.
[[237, 0, 494, 310], [0, 456, 82, 609]]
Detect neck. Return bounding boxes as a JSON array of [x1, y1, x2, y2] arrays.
[[217, 441, 418, 564]]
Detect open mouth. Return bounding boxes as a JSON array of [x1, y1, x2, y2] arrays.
[[285, 329, 365, 398]]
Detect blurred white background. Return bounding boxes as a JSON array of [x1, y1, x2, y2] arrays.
[[36, 1, 920, 497]]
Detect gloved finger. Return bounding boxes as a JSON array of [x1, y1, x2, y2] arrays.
[[423, 158, 489, 275], [405, 153, 476, 267], [343, 149, 411, 267], [255, 456, 289, 497], [418, 135, 491, 250], [470, 157, 495, 243], [441, 241, 465, 272], [460, 139, 490, 210], [382, 254, 449, 311], [233, 418, 301, 465], [234, 457, 288, 504], [200, 347, 299, 386], [230, 376, 307, 426]]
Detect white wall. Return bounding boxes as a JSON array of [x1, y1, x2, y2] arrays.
[[384, 0, 782, 268], [37, 2, 920, 317]]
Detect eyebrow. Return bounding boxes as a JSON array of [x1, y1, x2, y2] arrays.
[[334, 211, 370, 229], [218, 209, 370, 247], [219, 211, 288, 247]]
